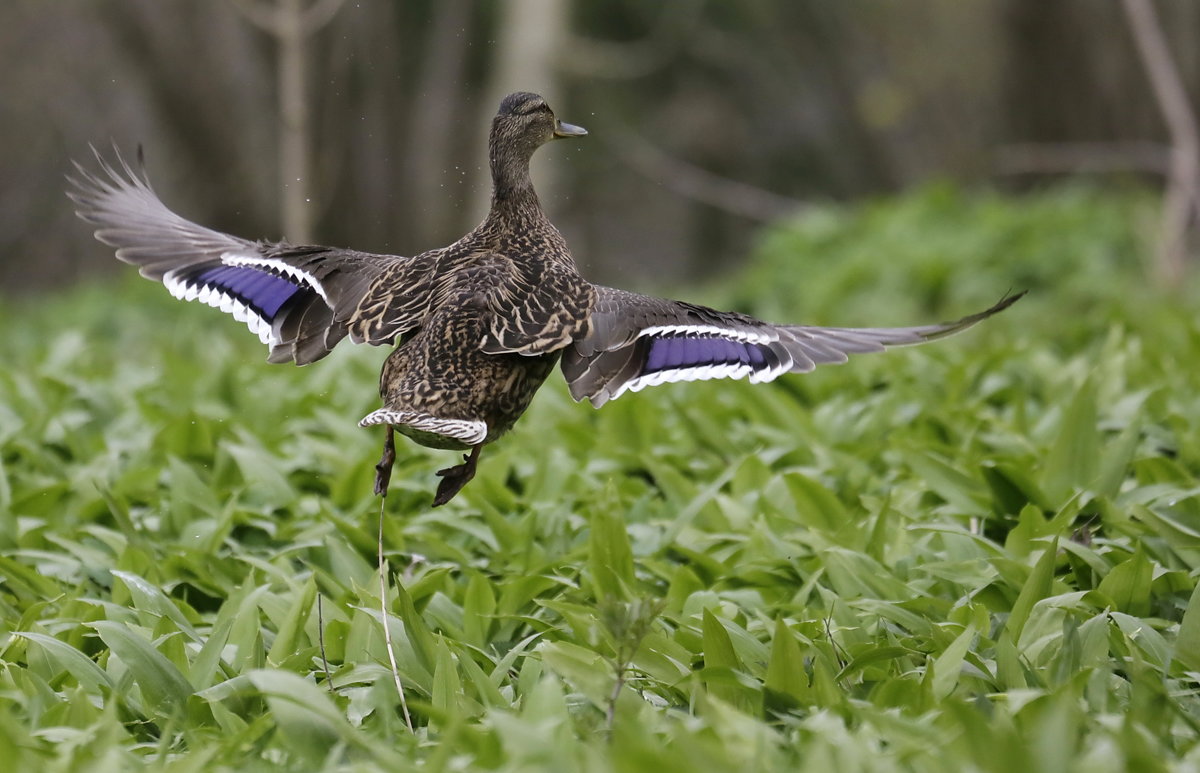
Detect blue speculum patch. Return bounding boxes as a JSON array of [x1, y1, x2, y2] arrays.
[[643, 335, 768, 375], [196, 265, 301, 319]]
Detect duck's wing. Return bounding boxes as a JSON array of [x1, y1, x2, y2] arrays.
[[562, 286, 1023, 407], [69, 148, 436, 365]]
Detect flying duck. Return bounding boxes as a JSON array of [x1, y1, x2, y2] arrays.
[[70, 92, 1021, 506]]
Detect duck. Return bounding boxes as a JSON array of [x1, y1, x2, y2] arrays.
[[70, 91, 1022, 507]]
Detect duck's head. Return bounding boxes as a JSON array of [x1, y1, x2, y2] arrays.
[[491, 92, 587, 158]]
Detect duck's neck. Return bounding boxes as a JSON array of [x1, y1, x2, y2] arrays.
[[487, 135, 545, 223]]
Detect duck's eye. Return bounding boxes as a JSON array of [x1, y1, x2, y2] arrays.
[[517, 102, 551, 116]]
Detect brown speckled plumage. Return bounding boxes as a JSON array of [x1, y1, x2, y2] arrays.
[[70, 92, 1021, 506]]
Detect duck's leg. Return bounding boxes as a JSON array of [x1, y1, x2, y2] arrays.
[[373, 425, 396, 497], [433, 445, 482, 507], [360, 409, 488, 504]]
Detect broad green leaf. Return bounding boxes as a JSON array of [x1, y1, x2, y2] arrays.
[[982, 462, 1053, 513], [1042, 378, 1099, 501], [1004, 504, 1051, 557], [1173, 581, 1200, 672], [701, 608, 758, 711], [521, 674, 571, 725], [809, 651, 845, 710], [195, 674, 254, 703], [244, 669, 390, 762], [0, 458, 11, 510], [1111, 612, 1170, 668], [1130, 504, 1200, 565], [537, 640, 611, 706], [837, 646, 914, 680], [0, 556, 62, 599], [779, 472, 848, 532], [390, 576, 437, 674], [198, 595, 267, 682], [659, 462, 740, 544], [1005, 537, 1058, 644], [267, 576, 317, 666], [431, 638, 464, 724], [1030, 690, 1081, 773], [665, 565, 704, 613], [1095, 419, 1141, 499], [1095, 549, 1152, 616], [87, 620, 193, 718], [226, 586, 267, 672], [455, 645, 507, 707], [931, 624, 976, 700], [701, 608, 741, 672], [111, 570, 198, 640], [906, 451, 989, 515], [1077, 613, 1111, 669], [588, 501, 635, 600], [634, 632, 693, 683], [462, 572, 496, 647], [821, 548, 914, 600], [764, 619, 809, 706], [864, 498, 893, 561], [13, 631, 114, 695], [167, 455, 222, 516], [224, 440, 294, 504]]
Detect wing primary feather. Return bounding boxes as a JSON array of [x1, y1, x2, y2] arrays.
[[563, 290, 1022, 403], [71, 147, 429, 365]]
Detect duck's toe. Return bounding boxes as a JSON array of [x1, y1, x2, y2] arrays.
[[431, 446, 482, 506]]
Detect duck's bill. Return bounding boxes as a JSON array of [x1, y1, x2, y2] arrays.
[[553, 121, 588, 138]]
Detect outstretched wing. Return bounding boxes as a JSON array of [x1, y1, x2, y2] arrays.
[[68, 149, 435, 365], [562, 287, 1023, 407]]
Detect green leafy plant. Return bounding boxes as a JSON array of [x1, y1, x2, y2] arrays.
[[1, 184, 1199, 771]]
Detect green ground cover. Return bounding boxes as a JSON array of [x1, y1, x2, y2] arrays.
[[2, 184, 1199, 771]]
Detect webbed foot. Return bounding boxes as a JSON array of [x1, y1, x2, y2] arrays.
[[432, 445, 482, 506]]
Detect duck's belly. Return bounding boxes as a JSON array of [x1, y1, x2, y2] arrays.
[[378, 323, 559, 449]]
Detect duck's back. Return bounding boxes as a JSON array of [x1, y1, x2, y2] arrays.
[[371, 274, 560, 449]]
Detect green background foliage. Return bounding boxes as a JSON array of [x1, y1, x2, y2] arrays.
[[3, 185, 1200, 771]]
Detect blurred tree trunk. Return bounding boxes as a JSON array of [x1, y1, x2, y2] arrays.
[[95, 0, 276, 232], [231, 0, 347, 244], [999, 0, 1200, 282], [1122, 0, 1200, 285], [473, 0, 569, 220], [316, 2, 408, 253], [1001, 0, 1163, 145], [407, 0, 474, 247], [277, 0, 314, 244]]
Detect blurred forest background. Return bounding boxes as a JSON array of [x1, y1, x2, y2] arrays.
[[3, 0, 1199, 294]]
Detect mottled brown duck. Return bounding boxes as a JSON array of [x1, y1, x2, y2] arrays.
[[70, 91, 1022, 506]]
